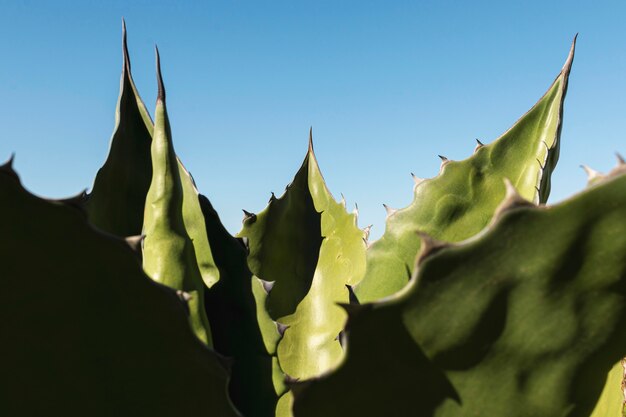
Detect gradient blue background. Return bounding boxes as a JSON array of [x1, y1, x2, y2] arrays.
[[0, 1, 624, 239]]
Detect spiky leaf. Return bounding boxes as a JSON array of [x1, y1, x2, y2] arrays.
[[141, 50, 212, 345], [86, 24, 219, 288], [86, 21, 153, 236], [238, 143, 324, 320], [202, 195, 281, 417], [276, 142, 366, 380], [356, 37, 576, 302], [294, 165, 626, 417], [590, 360, 626, 417], [237, 134, 367, 411], [0, 164, 239, 417]]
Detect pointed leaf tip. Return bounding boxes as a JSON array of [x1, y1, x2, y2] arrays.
[[155, 46, 165, 101], [121, 19, 131, 73], [308, 126, 314, 153], [616, 153, 625, 166], [562, 34, 577, 76], [1, 153, 15, 170]]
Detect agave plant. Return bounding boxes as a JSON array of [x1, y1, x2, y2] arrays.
[[1, 23, 625, 417]]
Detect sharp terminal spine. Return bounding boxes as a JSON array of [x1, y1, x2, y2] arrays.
[[155, 45, 165, 102]]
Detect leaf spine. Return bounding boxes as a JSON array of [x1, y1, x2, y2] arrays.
[[260, 279, 275, 294], [308, 126, 314, 154], [438, 155, 450, 170], [121, 18, 132, 74], [125, 234, 145, 254], [1, 153, 16, 172], [411, 172, 424, 186], [276, 322, 289, 337], [536, 158, 545, 170], [176, 290, 192, 303], [415, 231, 450, 265], [561, 33, 577, 76], [580, 165, 602, 183], [242, 209, 256, 223], [492, 178, 535, 223], [363, 224, 372, 242], [474, 139, 484, 153], [383, 204, 397, 217], [155, 45, 165, 101], [345, 284, 359, 305]]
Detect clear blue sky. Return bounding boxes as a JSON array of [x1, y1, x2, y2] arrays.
[[1, 1, 624, 239]]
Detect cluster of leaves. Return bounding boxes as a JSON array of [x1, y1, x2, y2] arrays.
[[1, 24, 625, 417]]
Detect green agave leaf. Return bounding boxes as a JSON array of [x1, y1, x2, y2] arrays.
[[293, 165, 626, 417], [142, 49, 212, 345], [179, 162, 220, 287], [0, 163, 239, 417], [237, 132, 367, 413], [86, 23, 219, 288], [590, 360, 626, 417], [85, 20, 154, 236], [238, 138, 324, 320], [587, 159, 626, 417], [201, 195, 282, 417], [276, 139, 367, 380], [355, 37, 576, 303]]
